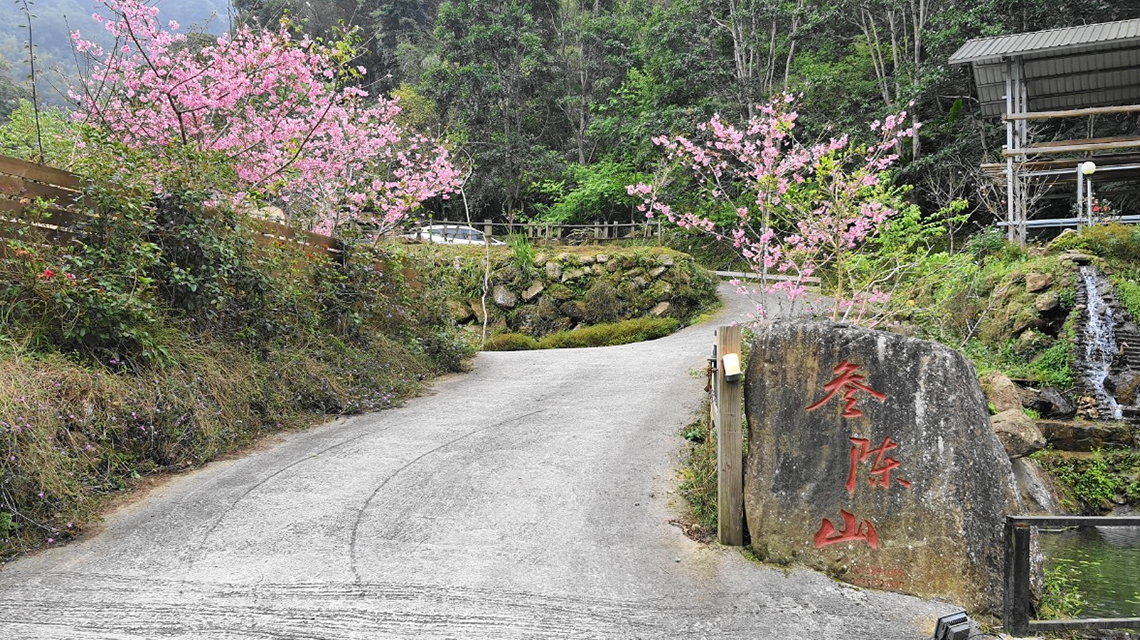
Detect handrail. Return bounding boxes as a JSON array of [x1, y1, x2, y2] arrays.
[[1004, 515, 1140, 636]]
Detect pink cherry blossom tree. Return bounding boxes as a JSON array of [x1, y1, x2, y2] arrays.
[[627, 94, 918, 324], [70, 0, 460, 237]]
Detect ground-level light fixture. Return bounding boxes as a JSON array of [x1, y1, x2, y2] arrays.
[[933, 611, 971, 640]]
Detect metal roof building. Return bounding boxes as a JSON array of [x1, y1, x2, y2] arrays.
[[951, 19, 1140, 241]]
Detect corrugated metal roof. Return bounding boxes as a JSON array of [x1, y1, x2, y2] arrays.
[[950, 18, 1140, 64], [949, 19, 1140, 118]]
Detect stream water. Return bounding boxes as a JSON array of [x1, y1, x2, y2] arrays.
[[1040, 526, 1140, 618], [1080, 266, 1124, 420]]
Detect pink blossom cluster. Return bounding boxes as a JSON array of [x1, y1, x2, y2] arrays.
[[628, 94, 918, 322], [71, 0, 460, 235]]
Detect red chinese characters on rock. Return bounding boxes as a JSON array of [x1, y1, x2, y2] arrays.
[[814, 509, 879, 549], [805, 360, 887, 418], [845, 436, 912, 493], [807, 361, 911, 551]]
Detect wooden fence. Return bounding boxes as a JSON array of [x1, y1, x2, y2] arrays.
[[0, 155, 342, 258]]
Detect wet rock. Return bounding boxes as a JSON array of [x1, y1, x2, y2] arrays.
[[649, 301, 671, 317], [1063, 251, 1092, 265], [1037, 420, 1135, 451], [1026, 273, 1053, 293], [522, 282, 545, 302], [980, 371, 1023, 413], [1036, 387, 1075, 418], [744, 321, 1021, 614], [492, 285, 517, 309], [1111, 372, 1140, 405], [991, 409, 1047, 458]]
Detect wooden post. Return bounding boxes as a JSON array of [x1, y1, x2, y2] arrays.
[[484, 219, 493, 239], [716, 325, 744, 546], [1004, 520, 1032, 636]]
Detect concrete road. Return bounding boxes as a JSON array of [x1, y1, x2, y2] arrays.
[[0, 285, 958, 638]]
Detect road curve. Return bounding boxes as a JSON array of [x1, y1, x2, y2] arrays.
[[0, 284, 958, 639]]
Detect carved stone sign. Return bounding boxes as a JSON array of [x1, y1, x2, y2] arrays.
[[743, 321, 1022, 613]]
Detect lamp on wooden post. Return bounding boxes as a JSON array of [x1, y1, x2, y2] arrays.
[[715, 325, 744, 546]]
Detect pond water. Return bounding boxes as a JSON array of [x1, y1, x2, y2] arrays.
[[1039, 526, 1140, 618]]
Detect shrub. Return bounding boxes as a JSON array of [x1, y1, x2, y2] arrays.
[[538, 317, 679, 349], [1033, 449, 1124, 512], [482, 333, 540, 351], [1080, 224, 1140, 261]]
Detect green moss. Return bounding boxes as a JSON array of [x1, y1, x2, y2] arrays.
[[538, 317, 679, 349], [482, 333, 540, 351]]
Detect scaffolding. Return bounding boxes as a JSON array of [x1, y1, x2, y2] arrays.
[[950, 19, 1140, 244]]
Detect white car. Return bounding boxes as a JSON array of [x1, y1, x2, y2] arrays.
[[402, 224, 506, 245]]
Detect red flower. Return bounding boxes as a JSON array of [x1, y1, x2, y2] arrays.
[[39, 268, 55, 279]]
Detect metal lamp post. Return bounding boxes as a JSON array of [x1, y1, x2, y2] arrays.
[[1078, 161, 1097, 224]]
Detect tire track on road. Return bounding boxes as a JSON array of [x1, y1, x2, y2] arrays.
[[348, 408, 546, 582], [190, 425, 390, 562]]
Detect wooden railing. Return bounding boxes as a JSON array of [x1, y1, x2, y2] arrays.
[[1004, 515, 1140, 635], [0, 155, 89, 247], [0, 155, 341, 257], [410, 217, 665, 245]]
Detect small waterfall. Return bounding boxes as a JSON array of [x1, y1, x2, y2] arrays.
[[1080, 266, 1123, 420]]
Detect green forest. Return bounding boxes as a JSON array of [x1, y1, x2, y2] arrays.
[[227, 0, 1140, 224]]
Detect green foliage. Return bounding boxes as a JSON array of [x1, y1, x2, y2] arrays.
[[0, 100, 79, 165], [0, 511, 16, 537], [506, 234, 536, 276], [1038, 562, 1088, 620], [678, 406, 717, 536], [530, 161, 647, 224], [1, 193, 169, 366], [1114, 278, 1140, 322], [1033, 449, 1138, 513], [1077, 224, 1140, 261], [0, 185, 473, 558], [539, 317, 678, 349], [1028, 341, 1074, 389]]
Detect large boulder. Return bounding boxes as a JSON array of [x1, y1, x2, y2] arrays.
[[744, 321, 1022, 613], [980, 371, 1023, 413], [991, 409, 1047, 458]]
